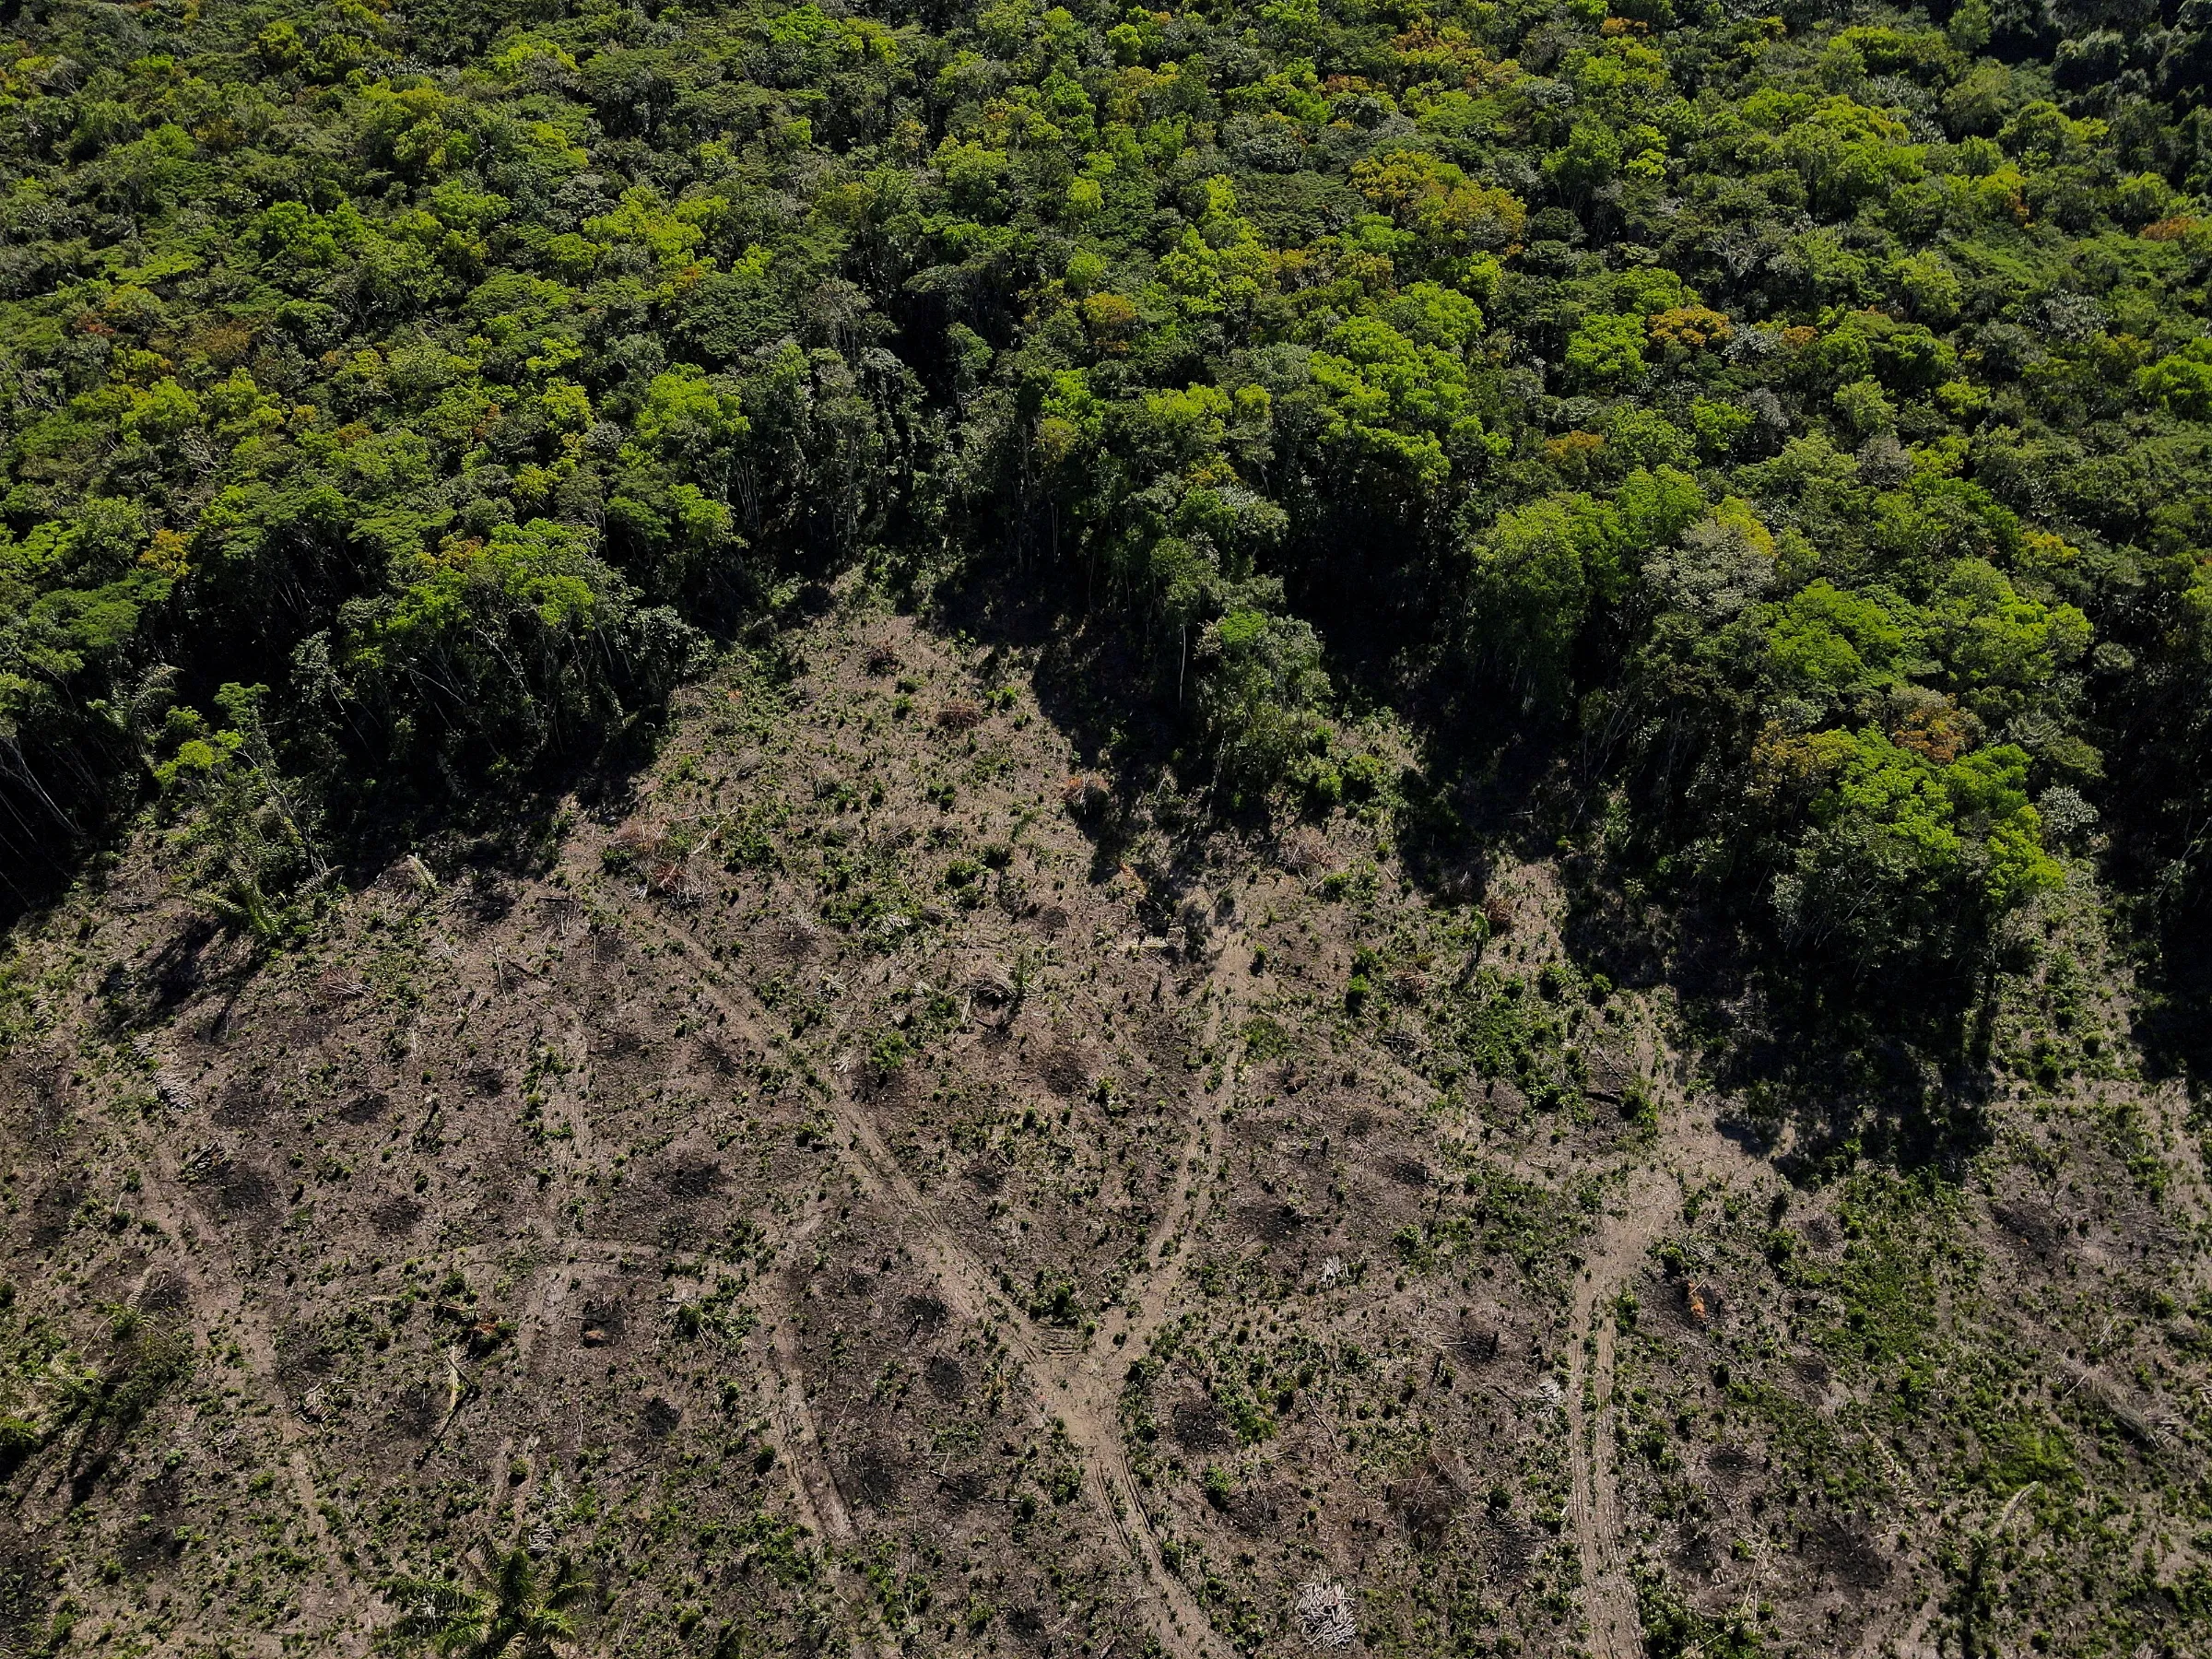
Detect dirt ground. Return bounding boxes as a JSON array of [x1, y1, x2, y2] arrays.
[[1, 593, 2206, 1659]]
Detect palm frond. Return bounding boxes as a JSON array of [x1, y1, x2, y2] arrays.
[[380, 1574, 492, 1652]]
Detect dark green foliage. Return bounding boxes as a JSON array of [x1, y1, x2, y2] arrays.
[[152, 680, 328, 940], [1433, 969, 1583, 1112], [330, 519, 702, 794], [382, 1547, 591, 1658], [1633, 1561, 1765, 1659], [0, 0, 2205, 1077]]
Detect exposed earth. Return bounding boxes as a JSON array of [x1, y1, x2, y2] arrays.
[[1, 597, 2206, 1658]]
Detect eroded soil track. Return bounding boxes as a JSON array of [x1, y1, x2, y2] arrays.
[[1565, 1166, 1678, 1659]]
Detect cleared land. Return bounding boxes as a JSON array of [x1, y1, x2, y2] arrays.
[[0, 601, 2205, 1658]]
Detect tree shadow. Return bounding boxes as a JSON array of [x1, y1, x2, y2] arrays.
[[2131, 893, 2212, 1097], [1703, 977, 1996, 1183], [1391, 676, 2002, 1184], [935, 562, 1201, 895]]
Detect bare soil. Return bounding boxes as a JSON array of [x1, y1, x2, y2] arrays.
[[0, 596, 2205, 1659]]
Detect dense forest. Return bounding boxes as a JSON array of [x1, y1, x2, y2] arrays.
[[3, 0, 2212, 1652], [5, 0, 2211, 1041]]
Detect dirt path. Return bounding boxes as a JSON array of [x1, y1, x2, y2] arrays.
[[1564, 1162, 1679, 1659], [1562, 1071, 1780, 1659], [751, 1218, 913, 1659], [821, 1086, 1044, 1363], [752, 1219, 860, 1551], [639, 907, 1249, 1659], [1047, 970, 1243, 1659]]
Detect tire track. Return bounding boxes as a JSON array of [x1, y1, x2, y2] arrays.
[[1565, 1165, 1678, 1659], [1048, 970, 1244, 1659], [749, 1223, 908, 1659], [752, 1216, 860, 1551]]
